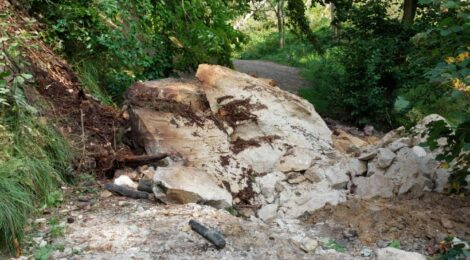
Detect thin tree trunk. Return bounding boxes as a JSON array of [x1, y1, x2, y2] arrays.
[[402, 0, 418, 24], [330, 2, 338, 37], [277, 0, 285, 48]]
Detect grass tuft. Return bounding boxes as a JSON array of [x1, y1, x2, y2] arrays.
[[0, 113, 72, 253]]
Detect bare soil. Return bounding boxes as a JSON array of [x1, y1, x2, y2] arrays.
[[307, 192, 470, 255], [4, 3, 132, 175]]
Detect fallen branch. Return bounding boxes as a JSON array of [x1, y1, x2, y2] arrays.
[[189, 220, 226, 249], [104, 183, 150, 199], [137, 178, 153, 193]]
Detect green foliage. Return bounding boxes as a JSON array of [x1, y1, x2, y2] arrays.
[[323, 239, 346, 252], [424, 117, 470, 193], [30, 0, 247, 101], [300, 0, 412, 127], [0, 11, 72, 253], [437, 236, 470, 259], [236, 31, 321, 66], [389, 239, 401, 249], [34, 244, 65, 260], [286, 0, 320, 50]]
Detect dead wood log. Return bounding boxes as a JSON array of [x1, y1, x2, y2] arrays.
[[189, 220, 226, 249], [104, 183, 150, 199], [137, 178, 153, 193]]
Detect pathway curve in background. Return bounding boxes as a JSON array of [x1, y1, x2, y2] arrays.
[[234, 59, 309, 94]]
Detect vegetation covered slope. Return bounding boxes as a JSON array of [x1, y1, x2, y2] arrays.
[[0, 0, 250, 254]]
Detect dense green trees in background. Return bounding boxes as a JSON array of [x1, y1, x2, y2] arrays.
[[28, 0, 248, 102], [238, 0, 469, 192], [241, 0, 468, 129]]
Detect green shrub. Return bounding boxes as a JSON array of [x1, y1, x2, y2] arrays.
[[30, 0, 247, 102]]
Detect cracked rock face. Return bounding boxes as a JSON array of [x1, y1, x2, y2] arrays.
[[127, 64, 339, 214], [126, 65, 455, 221]]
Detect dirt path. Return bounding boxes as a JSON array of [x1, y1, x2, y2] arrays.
[[233, 60, 309, 94]]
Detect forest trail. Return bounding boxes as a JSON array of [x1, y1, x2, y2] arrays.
[[233, 60, 309, 94]]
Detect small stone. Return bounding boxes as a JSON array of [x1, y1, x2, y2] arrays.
[[377, 240, 389, 248], [387, 137, 411, 152], [118, 201, 128, 207], [238, 208, 255, 218], [114, 175, 138, 189], [34, 218, 47, 224], [304, 167, 323, 183], [274, 181, 285, 192], [440, 218, 454, 229], [361, 247, 373, 257], [257, 204, 278, 222], [378, 126, 405, 147], [342, 228, 358, 239], [377, 148, 396, 168], [363, 125, 375, 136], [412, 146, 427, 158], [257, 172, 285, 199], [100, 190, 113, 198], [287, 172, 307, 184], [347, 158, 367, 176], [358, 150, 377, 161], [300, 237, 319, 253], [418, 155, 438, 177]]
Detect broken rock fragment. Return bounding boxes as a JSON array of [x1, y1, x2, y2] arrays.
[[153, 166, 232, 209], [376, 148, 396, 168]]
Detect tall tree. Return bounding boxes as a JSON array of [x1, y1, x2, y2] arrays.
[[268, 0, 286, 48], [402, 0, 418, 24]]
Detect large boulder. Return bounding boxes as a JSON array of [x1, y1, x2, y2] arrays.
[[127, 65, 335, 209], [196, 64, 333, 171]]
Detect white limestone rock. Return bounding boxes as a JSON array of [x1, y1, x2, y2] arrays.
[[114, 175, 138, 189], [412, 146, 427, 157], [153, 166, 232, 209], [376, 247, 426, 260], [377, 148, 396, 168], [257, 204, 278, 222]]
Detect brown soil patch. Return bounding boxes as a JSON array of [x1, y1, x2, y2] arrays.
[[217, 98, 267, 128], [5, 4, 132, 175], [307, 193, 470, 250], [230, 135, 280, 154]]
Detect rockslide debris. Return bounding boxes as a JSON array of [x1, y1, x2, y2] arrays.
[[120, 64, 453, 221]]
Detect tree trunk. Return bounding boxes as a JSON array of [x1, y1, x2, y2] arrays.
[[402, 0, 418, 24], [277, 0, 285, 48], [330, 2, 338, 36]]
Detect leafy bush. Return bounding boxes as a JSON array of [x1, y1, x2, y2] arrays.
[[299, 0, 414, 127], [30, 0, 247, 101]]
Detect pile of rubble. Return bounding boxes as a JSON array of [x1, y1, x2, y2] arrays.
[[352, 116, 452, 199], [113, 64, 457, 223]]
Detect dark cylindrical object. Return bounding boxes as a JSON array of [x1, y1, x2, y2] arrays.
[[189, 219, 226, 249], [137, 178, 153, 193], [104, 183, 149, 199]]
